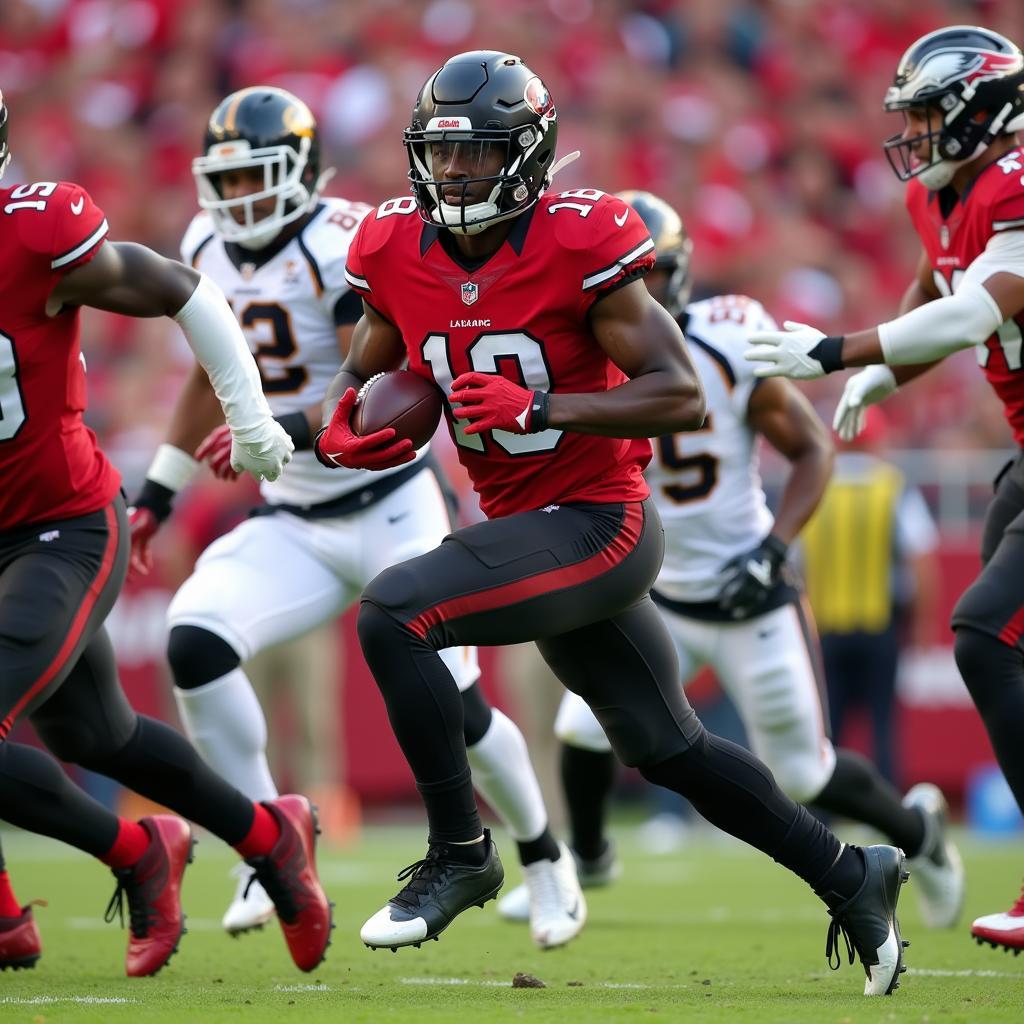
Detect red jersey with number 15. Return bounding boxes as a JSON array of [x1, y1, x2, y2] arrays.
[[0, 181, 120, 529], [345, 190, 656, 519], [906, 147, 1024, 445]]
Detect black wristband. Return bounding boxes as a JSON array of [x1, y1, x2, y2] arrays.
[[132, 478, 175, 523], [807, 335, 845, 374], [762, 533, 789, 564], [312, 426, 335, 468], [529, 391, 550, 433], [274, 411, 313, 451]]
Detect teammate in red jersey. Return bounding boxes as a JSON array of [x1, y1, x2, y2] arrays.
[[315, 51, 910, 996], [0, 90, 332, 977], [744, 25, 1024, 953]]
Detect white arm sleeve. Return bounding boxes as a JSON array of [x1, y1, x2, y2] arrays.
[[172, 275, 273, 434], [878, 230, 1024, 364]]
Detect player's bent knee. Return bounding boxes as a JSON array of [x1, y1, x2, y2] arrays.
[[34, 708, 139, 766], [461, 683, 493, 747], [767, 755, 832, 805], [167, 625, 241, 690], [953, 623, 1017, 697]]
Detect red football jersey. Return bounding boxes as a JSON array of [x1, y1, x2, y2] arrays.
[[906, 147, 1024, 444], [345, 190, 656, 519], [0, 180, 120, 529]]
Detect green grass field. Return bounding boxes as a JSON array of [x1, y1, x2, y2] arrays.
[[1, 824, 1021, 1023]]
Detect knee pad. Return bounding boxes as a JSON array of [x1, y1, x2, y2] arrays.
[[461, 683, 493, 747], [167, 625, 240, 690], [554, 691, 612, 753]]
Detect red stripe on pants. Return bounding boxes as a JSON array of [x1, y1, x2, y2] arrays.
[[998, 605, 1024, 647], [407, 503, 644, 640], [1, 504, 120, 738]]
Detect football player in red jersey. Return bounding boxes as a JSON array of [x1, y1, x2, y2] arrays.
[[315, 51, 910, 996], [744, 25, 1024, 953], [0, 90, 332, 977]]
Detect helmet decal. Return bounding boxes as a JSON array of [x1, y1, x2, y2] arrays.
[[524, 77, 553, 117]]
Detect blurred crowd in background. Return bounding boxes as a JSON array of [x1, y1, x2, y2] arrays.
[[4, 0, 1024, 827]]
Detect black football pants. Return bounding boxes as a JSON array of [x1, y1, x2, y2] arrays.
[[359, 498, 844, 889], [0, 496, 255, 857]]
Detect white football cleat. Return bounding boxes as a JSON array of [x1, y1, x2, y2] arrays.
[[902, 783, 964, 928], [222, 862, 275, 936], [498, 841, 619, 924], [522, 842, 587, 950]]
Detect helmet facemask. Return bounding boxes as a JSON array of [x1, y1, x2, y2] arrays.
[[193, 136, 320, 250], [0, 92, 10, 182], [405, 119, 554, 235], [882, 27, 1024, 191]]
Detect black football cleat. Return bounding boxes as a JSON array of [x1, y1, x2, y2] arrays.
[[824, 845, 910, 996], [361, 829, 503, 950]]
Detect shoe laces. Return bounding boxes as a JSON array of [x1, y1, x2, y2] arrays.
[[104, 868, 156, 939], [824, 913, 857, 971], [391, 848, 447, 913]]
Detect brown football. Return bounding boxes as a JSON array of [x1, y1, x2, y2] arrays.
[[351, 370, 443, 451]]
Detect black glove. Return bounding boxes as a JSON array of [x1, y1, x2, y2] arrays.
[[716, 534, 789, 619]]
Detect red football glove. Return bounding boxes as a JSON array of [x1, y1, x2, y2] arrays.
[[127, 506, 160, 580], [195, 424, 239, 482], [449, 372, 545, 435], [314, 387, 416, 470]]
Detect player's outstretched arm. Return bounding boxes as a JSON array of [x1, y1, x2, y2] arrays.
[[49, 240, 292, 486], [543, 279, 706, 438]]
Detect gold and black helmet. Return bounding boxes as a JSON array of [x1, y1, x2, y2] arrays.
[[616, 190, 693, 318], [193, 86, 323, 249]]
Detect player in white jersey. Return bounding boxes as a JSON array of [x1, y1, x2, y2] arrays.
[[128, 87, 583, 949], [498, 191, 964, 930]]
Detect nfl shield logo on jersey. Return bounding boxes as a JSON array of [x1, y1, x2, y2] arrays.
[[461, 281, 479, 306]]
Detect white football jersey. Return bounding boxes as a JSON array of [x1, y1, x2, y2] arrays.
[[181, 196, 423, 507], [647, 295, 776, 602]]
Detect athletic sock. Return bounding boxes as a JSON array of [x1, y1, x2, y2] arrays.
[[173, 669, 278, 802], [561, 743, 617, 860], [814, 749, 927, 857], [443, 835, 488, 866], [233, 803, 282, 860], [516, 829, 561, 866], [99, 818, 151, 869], [0, 871, 21, 917], [467, 708, 548, 841]]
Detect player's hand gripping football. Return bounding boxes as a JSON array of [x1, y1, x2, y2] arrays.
[[228, 417, 294, 482], [314, 387, 415, 470], [832, 365, 898, 442], [194, 424, 239, 481], [717, 534, 789, 619], [744, 321, 832, 380], [449, 372, 546, 435]]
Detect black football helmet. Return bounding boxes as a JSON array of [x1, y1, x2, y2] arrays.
[[193, 86, 325, 249], [404, 51, 559, 235], [883, 25, 1024, 189], [0, 89, 10, 181], [616, 191, 693, 318]]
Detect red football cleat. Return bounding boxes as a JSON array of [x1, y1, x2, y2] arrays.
[[972, 882, 1024, 954], [245, 795, 333, 971], [105, 815, 194, 978], [0, 902, 43, 970]]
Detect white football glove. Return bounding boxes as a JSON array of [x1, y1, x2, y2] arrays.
[[832, 365, 898, 442], [229, 418, 294, 482], [744, 320, 831, 380]]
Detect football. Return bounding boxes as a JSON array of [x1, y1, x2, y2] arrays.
[[352, 370, 443, 451]]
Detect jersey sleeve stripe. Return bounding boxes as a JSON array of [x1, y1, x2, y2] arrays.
[[581, 237, 655, 291], [188, 232, 216, 269], [993, 217, 1024, 231], [345, 266, 370, 292], [297, 236, 324, 296], [687, 333, 736, 390], [50, 219, 109, 269]]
